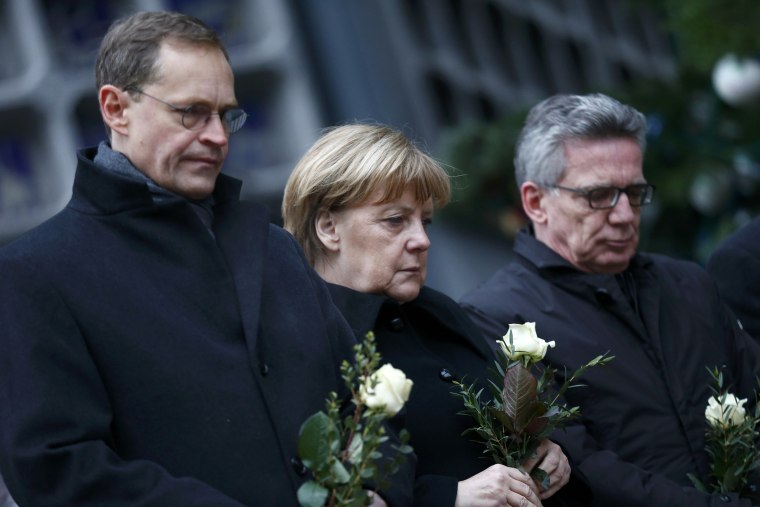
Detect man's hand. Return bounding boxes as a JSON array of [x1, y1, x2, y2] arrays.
[[521, 439, 570, 500], [456, 464, 543, 506]]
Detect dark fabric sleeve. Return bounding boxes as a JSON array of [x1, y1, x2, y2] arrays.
[[459, 302, 509, 344], [0, 257, 248, 507], [707, 245, 760, 341], [412, 475, 458, 507], [553, 425, 755, 507], [720, 294, 760, 402]]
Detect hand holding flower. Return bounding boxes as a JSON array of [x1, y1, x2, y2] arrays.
[[521, 440, 570, 500], [455, 464, 543, 507], [455, 321, 612, 496]]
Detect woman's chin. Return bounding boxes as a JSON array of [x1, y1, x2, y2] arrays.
[[386, 283, 423, 304]]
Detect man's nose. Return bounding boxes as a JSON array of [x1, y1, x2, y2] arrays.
[[609, 192, 636, 223], [199, 114, 229, 146]]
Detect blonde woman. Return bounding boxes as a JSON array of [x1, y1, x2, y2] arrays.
[[283, 124, 587, 507]]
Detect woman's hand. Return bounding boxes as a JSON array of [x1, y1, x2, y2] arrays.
[[521, 439, 570, 500], [455, 464, 543, 507]]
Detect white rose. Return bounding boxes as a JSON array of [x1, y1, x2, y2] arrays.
[[361, 363, 413, 417], [497, 322, 555, 362], [705, 393, 748, 427]]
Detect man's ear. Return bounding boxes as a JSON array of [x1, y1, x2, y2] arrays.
[[315, 209, 340, 253], [99, 85, 130, 136], [521, 181, 548, 225]]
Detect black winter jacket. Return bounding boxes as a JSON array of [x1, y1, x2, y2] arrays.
[[461, 230, 760, 507], [0, 148, 413, 507]]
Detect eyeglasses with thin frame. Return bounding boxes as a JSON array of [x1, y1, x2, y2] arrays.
[[546, 183, 655, 209], [127, 88, 248, 134]]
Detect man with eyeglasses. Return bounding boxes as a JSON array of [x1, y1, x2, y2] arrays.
[[461, 93, 760, 506], [0, 11, 411, 507]]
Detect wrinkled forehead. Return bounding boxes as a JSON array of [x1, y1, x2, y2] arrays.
[[560, 137, 644, 184]]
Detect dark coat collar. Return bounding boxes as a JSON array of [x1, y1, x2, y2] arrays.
[[326, 283, 393, 338], [513, 228, 653, 278], [70, 146, 243, 214], [513, 228, 658, 341], [71, 146, 270, 358], [327, 283, 493, 360]]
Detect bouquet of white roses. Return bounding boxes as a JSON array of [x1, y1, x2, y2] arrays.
[[297, 331, 414, 507], [688, 367, 760, 500], [455, 322, 612, 489]]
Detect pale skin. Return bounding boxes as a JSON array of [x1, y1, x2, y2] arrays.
[[99, 39, 237, 200], [455, 465, 542, 507], [522, 439, 571, 500], [521, 137, 645, 274], [315, 187, 432, 304], [315, 185, 573, 506]]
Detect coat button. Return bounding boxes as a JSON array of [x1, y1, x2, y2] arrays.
[[389, 317, 404, 331], [291, 456, 308, 476], [594, 288, 613, 307], [260, 363, 270, 376], [439, 368, 454, 382]]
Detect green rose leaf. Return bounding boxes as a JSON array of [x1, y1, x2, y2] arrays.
[[347, 492, 370, 507], [347, 433, 364, 464], [297, 481, 329, 507], [393, 444, 414, 454], [298, 412, 334, 468], [489, 406, 515, 433], [329, 458, 351, 484]]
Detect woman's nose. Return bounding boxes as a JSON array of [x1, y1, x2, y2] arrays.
[[407, 221, 431, 251]]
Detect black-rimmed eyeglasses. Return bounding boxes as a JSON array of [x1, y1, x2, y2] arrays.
[[546, 183, 655, 209], [128, 89, 248, 134]]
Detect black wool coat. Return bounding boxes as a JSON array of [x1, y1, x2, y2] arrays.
[[328, 283, 591, 507], [461, 230, 760, 507], [707, 216, 760, 341], [0, 148, 412, 507]]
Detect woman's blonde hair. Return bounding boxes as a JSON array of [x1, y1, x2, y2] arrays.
[[282, 123, 451, 265]]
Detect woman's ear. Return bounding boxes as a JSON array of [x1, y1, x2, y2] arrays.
[[521, 181, 548, 225], [315, 209, 340, 253], [99, 85, 130, 136]]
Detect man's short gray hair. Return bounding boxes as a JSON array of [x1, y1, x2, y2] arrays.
[[514, 93, 647, 187]]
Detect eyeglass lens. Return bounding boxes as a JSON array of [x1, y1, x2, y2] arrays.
[[589, 185, 653, 208], [181, 104, 247, 134]]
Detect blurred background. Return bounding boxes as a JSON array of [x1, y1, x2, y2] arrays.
[[0, 0, 758, 298]]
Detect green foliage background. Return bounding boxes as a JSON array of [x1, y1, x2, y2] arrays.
[[438, 0, 760, 263]]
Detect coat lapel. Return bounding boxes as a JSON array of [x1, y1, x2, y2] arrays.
[[214, 197, 269, 359]]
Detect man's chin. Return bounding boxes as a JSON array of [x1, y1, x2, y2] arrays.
[[176, 179, 218, 200], [596, 255, 634, 274]]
